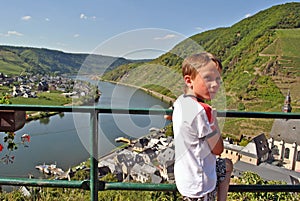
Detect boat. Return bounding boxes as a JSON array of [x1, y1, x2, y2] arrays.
[[35, 163, 64, 176], [35, 163, 51, 175], [115, 137, 131, 144]]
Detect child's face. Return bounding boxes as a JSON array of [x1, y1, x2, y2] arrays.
[[186, 61, 221, 100]]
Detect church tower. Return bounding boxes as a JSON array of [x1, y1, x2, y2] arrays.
[[282, 90, 292, 113]]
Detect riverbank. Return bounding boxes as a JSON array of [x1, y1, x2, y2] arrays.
[[26, 111, 61, 122], [101, 79, 175, 106]]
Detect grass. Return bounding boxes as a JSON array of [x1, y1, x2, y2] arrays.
[[222, 118, 274, 139], [9, 91, 72, 106]]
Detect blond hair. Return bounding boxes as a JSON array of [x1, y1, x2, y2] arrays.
[[182, 52, 222, 79]]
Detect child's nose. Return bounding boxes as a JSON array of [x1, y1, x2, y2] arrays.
[[211, 80, 220, 88]]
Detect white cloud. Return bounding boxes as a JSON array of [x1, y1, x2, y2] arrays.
[[73, 34, 80, 38], [21, 15, 32, 21], [45, 18, 50, 21], [195, 27, 204, 31], [80, 13, 96, 20], [154, 34, 177, 40], [80, 13, 87, 19], [0, 31, 24, 37], [245, 13, 252, 18]]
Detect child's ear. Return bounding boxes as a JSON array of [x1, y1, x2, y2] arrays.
[[184, 75, 192, 88]]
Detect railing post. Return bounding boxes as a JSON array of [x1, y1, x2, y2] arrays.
[[90, 110, 99, 201]]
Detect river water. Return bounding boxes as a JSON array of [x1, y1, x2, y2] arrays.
[[0, 80, 170, 178]]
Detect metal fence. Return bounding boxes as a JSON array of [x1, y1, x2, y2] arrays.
[[0, 104, 299, 201]]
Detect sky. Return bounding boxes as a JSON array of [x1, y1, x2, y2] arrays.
[[0, 0, 299, 59]]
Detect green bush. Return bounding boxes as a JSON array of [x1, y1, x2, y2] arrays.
[[228, 172, 300, 201]]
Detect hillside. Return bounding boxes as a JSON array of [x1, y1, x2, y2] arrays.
[[102, 2, 300, 138], [0, 45, 144, 75], [104, 2, 300, 109]]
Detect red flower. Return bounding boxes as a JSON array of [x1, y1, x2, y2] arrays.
[[21, 134, 30, 143], [26, 135, 30, 142], [0, 144, 3, 152]]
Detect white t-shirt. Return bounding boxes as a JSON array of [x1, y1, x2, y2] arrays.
[[173, 94, 217, 198]]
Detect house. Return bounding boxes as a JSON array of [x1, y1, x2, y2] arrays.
[[152, 144, 175, 182], [114, 149, 135, 164], [157, 147, 175, 166], [135, 154, 145, 165], [150, 173, 163, 184], [141, 148, 157, 164], [239, 133, 271, 165], [38, 81, 49, 91], [132, 141, 144, 152], [98, 166, 111, 177], [221, 140, 243, 164], [146, 138, 160, 148], [23, 93, 29, 98], [130, 163, 145, 182], [130, 163, 161, 183], [12, 86, 22, 97], [221, 133, 271, 166], [98, 158, 116, 173], [159, 160, 174, 182], [130, 163, 160, 183], [120, 159, 135, 176]]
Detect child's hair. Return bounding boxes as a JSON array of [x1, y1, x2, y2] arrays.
[[182, 52, 222, 79]]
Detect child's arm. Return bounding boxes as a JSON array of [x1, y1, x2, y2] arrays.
[[206, 109, 224, 155], [207, 132, 224, 155]]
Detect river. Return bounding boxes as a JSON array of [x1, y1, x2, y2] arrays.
[[0, 80, 170, 179]]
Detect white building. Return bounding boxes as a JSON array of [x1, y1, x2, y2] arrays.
[[269, 119, 300, 171]]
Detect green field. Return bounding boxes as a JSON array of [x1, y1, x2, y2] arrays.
[[262, 29, 300, 56], [9, 91, 72, 106]]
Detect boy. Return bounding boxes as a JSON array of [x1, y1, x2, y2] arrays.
[[173, 52, 232, 201]]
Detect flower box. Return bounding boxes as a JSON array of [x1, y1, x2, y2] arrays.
[[0, 110, 26, 132]]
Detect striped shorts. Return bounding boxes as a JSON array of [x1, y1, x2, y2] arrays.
[[182, 158, 226, 201]]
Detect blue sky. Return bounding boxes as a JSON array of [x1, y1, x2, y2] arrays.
[[0, 0, 298, 59]]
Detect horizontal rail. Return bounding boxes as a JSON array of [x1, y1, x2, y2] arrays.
[[217, 110, 300, 119], [103, 182, 178, 191], [0, 104, 300, 118], [0, 178, 299, 193], [0, 104, 172, 115], [0, 178, 89, 190], [228, 184, 300, 192], [103, 182, 300, 192]]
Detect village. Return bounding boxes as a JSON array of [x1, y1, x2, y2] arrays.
[[0, 72, 99, 102]]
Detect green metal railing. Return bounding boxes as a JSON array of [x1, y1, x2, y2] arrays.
[[0, 104, 300, 200]]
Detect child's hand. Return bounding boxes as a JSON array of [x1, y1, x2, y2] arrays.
[[212, 108, 220, 132], [164, 106, 173, 121]]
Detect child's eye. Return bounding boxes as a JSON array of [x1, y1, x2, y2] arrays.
[[203, 76, 222, 84], [203, 76, 213, 82]]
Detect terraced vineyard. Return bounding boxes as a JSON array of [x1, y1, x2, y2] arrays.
[[261, 29, 300, 110]]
